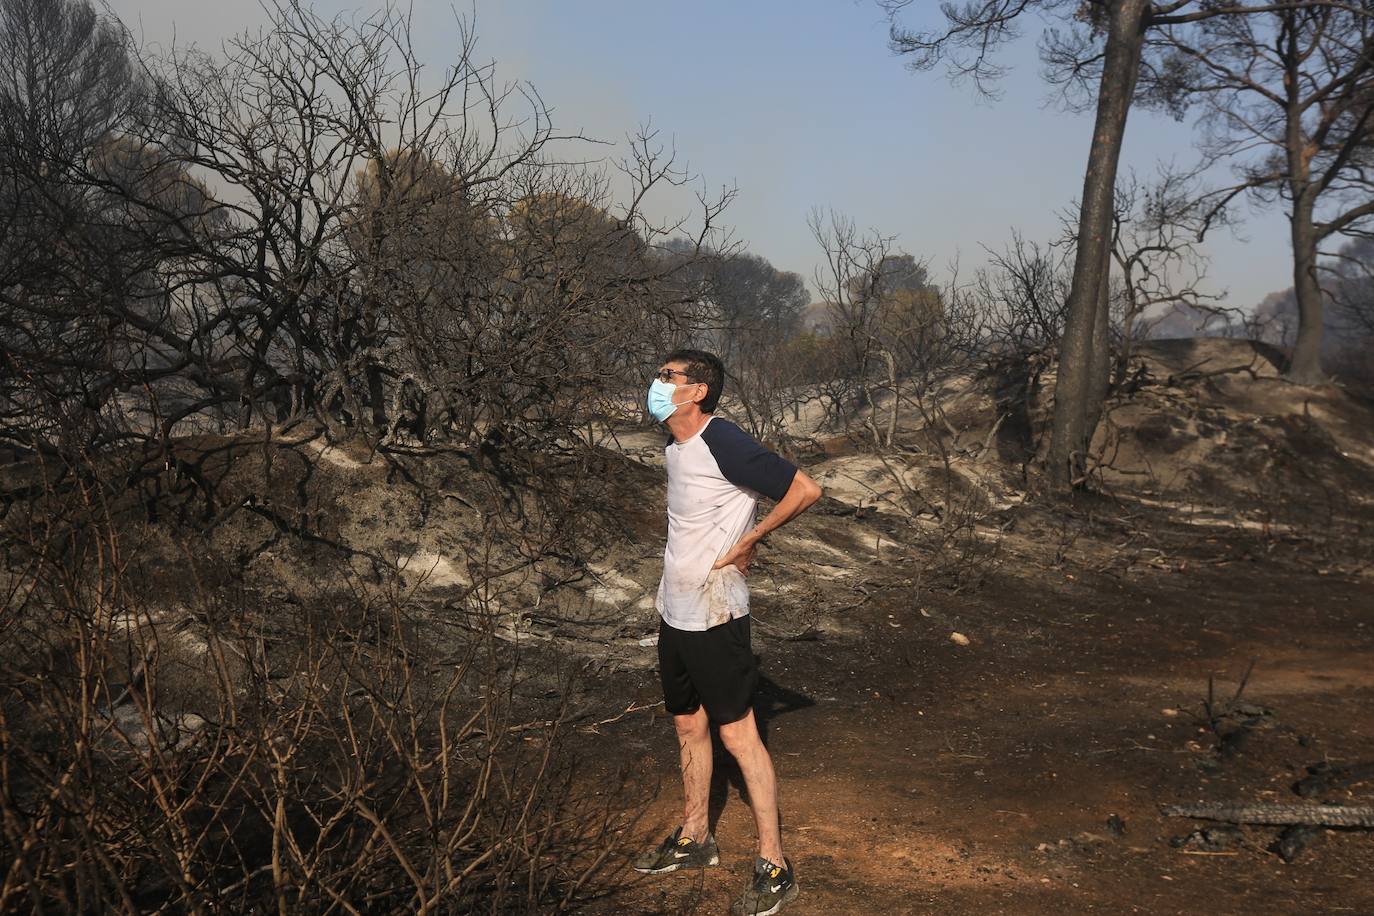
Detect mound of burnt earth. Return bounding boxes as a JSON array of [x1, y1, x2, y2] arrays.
[[823, 338, 1373, 530], [1089, 339, 1374, 533], [790, 337, 1373, 593], [121, 429, 637, 582], [2, 422, 902, 674]]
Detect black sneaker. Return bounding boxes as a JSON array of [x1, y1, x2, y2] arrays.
[[631, 826, 720, 874], [731, 856, 799, 915]]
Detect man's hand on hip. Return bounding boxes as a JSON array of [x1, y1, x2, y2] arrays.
[[710, 471, 822, 577], [712, 539, 758, 575]]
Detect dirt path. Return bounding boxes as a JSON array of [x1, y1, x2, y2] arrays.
[[569, 552, 1374, 914]]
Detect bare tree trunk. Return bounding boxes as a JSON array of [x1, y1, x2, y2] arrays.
[[862, 379, 884, 449], [368, 362, 388, 429], [1115, 304, 1135, 386], [1084, 251, 1114, 445], [1047, 0, 1148, 488], [1283, 17, 1327, 385], [884, 349, 900, 448], [1288, 199, 1326, 384], [1113, 247, 1137, 387]]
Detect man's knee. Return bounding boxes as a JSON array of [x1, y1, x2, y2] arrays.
[[673, 708, 709, 740], [717, 711, 761, 757]]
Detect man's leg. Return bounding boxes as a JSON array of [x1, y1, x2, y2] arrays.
[[718, 709, 783, 864], [674, 706, 713, 843]]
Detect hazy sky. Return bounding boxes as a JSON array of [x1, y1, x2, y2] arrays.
[[107, 0, 1294, 311]]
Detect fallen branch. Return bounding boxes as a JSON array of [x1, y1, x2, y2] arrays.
[[1161, 803, 1374, 827], [751, 617, 826, 641], [975, 413, 1006, 465], [578, 700, 664, 732]]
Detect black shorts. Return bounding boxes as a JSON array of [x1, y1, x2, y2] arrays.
[[657, 614, 758, 724]]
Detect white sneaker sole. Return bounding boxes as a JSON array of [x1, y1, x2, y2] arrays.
[[734, 880, 800, 916]]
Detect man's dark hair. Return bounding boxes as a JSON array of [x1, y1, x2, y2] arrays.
[[664, 348, 725, 413]]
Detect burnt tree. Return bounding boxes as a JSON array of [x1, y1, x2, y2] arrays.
[[884, 0, 1374, 486], [1147, 3, 1374, 384]]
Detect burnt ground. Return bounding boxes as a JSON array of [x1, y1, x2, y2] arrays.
[[9, 343, 1370, 914], [552, 516, 1374, 915]]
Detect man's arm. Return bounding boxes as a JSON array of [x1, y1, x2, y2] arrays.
[[713, 470, 822, 573]]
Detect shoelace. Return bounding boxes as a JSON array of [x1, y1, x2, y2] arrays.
[[750, 862, 784, 894]]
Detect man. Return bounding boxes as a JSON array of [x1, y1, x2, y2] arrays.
[[632, 349, 822, 916]]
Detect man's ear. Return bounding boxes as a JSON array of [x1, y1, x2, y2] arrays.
[[691, 382, 708, 405]]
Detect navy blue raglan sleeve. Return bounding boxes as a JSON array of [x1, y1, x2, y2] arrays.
[[701, 420, 797, 501]]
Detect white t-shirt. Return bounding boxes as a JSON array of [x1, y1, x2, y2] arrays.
[[656, 416, 797, 631]]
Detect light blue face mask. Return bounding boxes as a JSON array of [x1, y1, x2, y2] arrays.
[[647, 379, 681, 422]]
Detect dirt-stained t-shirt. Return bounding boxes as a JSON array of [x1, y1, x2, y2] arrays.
[[656, 416, 797, 631]]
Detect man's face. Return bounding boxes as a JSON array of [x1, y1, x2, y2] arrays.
[[655, 361, 705, 406]]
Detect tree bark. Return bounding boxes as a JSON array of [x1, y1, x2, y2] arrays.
[[1083, 248, 1114, 448], [1288, 197, 1326, 384], [1162, 803, 1374, 828], [1047, 0, 1149, 487], [1283, 14, 1327, 385], [368, 362, 388, 429]]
